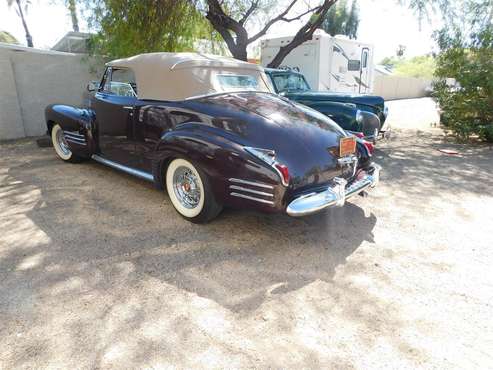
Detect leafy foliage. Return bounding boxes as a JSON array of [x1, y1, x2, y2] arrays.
[[0, 30, 19, 44], [432, 1, 493, 142], [83, 0, 216, 58], [381, 55, 436, 79], [321, 0, 359, 39]]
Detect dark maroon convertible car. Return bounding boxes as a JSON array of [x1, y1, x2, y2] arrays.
[[45, 52, 381, 223]]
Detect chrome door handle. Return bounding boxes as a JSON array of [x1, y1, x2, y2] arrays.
[[123, 106, 133, 110]]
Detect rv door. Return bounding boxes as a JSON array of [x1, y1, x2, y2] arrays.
[[359, 47, 370, 93]]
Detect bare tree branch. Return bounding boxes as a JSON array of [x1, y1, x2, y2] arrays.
[[267, 0, 338, 67], [247, 0, 299, 43], [239, 0, 259, 25], [204, 0, 339, 64], [281, 6, 321, 22]]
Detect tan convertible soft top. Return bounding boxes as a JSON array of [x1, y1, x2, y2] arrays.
[[106, 52, 273, 101]]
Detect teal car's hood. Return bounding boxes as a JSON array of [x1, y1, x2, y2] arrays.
[[284, 91, 384, 110]]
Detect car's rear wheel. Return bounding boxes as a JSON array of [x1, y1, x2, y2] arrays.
[[51, 124, 83, 163], [165, 158, 222, 223]]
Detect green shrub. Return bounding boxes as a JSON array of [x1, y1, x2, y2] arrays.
[[433, 28, 493, 142]]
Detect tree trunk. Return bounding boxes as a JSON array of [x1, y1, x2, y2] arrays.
[[15, 0, 33, 47], [68, 0, 80, 32], [231, 44, 248, 61], [267, 0, 336, 68]]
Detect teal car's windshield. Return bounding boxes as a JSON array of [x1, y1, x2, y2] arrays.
[[272, 73, 311, 93]]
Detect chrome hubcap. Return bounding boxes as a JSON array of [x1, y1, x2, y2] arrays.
[[56, 129, 71, 156], [172, 166, 201, 209]]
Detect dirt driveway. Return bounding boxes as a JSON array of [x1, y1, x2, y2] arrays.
[[1, 101, 493, 368]]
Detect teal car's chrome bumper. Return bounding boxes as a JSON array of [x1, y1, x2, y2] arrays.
[[286, 163, 381, 217]]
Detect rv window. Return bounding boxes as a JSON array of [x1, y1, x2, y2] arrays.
[[348, 60, 361, 71], [362, 51, 368, 68]]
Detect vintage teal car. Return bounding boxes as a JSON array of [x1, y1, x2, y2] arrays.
[[264, 68, 389, 141]]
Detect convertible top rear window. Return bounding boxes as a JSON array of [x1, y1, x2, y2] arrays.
[[217, 74, 259, 91]]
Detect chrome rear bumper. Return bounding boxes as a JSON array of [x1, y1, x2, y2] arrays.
[[286, 163, 381, 217]]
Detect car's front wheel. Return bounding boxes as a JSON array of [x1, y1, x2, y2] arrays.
[[165, 158, 222, 223], [51, 124, 83, 163]]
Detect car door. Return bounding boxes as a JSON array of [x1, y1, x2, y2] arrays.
[[92, 67, 138, 167]]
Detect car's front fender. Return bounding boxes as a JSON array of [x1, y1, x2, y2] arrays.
[[45, 104, 96, 157]]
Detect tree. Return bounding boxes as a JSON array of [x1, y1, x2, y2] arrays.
[[6, 0, 33, 47], [321, 0, 359, 39], [380, 55, 436, 79], [396, 44, 406, 57], [432, 0, 493, 142], [83, 0, 212, 58], [0, 30, 19, 44], [51, 0, 80, 32], [203, 0, 338, 67], [67, 0, 79, 32], [201, 0, 448, 67]]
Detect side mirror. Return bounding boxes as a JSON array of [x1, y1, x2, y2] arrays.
[[87, 81, 98, 92]]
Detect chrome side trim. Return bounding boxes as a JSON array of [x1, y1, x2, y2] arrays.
[[228, 178, 274, 189], [229, 185, 273, 197], [91, 154, 154, 182], [63, 131, 85, 137], [230, 192, 274, 205], [65, 138, 87, 146], [64, 135, 86, 142]]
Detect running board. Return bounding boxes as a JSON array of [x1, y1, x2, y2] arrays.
[[91, 154, 154, 182]]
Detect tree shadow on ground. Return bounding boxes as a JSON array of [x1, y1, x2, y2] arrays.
[[5, 131, 488, 366]]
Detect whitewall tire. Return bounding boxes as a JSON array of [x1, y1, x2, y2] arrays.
[[51, 124, 73, 161], [165, 158, 222, 223]]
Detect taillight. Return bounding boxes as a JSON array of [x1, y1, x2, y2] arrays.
[[274, 164, 290, 186], [349, 132, 374, 156], [363, 140, 374, 155], [244, 147, 290, 186]]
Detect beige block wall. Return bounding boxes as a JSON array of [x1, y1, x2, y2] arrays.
[[0, 52, 25, 139], [374, 75, 432, 100], [0, 44, 103, 140]]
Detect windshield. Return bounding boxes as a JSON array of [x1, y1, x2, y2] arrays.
[[272, 73, 310, 93]]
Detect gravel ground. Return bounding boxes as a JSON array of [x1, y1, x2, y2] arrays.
[[1, 99, 493, 369]]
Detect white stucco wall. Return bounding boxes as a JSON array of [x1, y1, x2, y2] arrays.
[[0, 43, 103, 140], [374, 75, 432, 100]]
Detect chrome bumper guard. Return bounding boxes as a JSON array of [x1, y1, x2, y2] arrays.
[[286, 163, 381, 217]]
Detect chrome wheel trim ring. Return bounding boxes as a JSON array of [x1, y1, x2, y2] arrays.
[[172, 166, 201, 209], [56, 128, 71, 156], [165, 159, 205, 218], [52, 124, 72, 160]]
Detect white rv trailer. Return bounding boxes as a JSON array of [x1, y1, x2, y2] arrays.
[[260, 30, 375, 94]]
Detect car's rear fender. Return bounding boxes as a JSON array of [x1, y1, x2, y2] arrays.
[[152, 124, 286, 213], [45, 104, 96, 158]]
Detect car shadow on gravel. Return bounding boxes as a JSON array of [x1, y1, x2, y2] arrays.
[[3, 142, 447, 367], [1, 150, 377, 315]]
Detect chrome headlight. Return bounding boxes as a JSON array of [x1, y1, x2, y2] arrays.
[[384, 104, 389, 118], [356, 110, 364, 123]]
